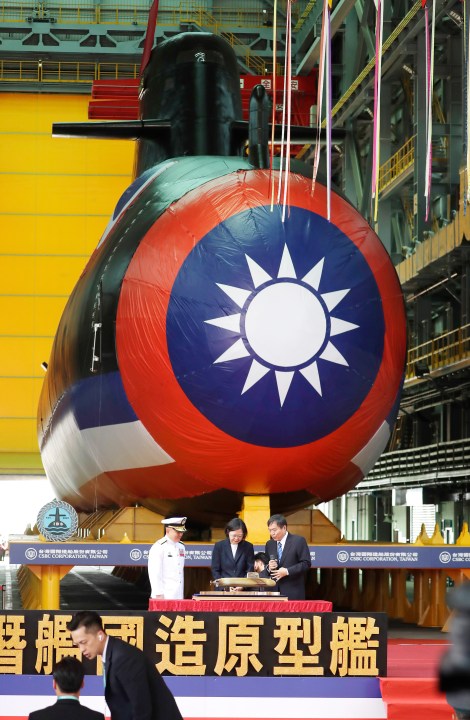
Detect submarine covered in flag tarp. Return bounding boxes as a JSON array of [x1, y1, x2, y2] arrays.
[[37, 32, 406, 526]]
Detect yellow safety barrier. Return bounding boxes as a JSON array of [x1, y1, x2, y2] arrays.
[[0, 59, 138, 83], [17, 565, 41, 610], [456, 523, 470, 545], [415, 523, 431, 545], [406, 324, 470, 380], [378, 136, 415, 194], [0, 2, 273, 28]]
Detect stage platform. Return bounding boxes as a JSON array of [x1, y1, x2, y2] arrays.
[[0, 560, 459, 719]]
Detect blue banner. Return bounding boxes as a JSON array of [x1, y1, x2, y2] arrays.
[[9, 542, 469, 569]]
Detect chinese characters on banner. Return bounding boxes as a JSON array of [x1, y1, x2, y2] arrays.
[[0, 611, 386, 677], [0, 614, 26, 673]]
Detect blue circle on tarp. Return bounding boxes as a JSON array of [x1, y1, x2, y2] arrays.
[[166, 205, 385, 447]]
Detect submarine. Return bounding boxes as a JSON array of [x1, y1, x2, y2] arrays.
[[37, 32, 407, 527]]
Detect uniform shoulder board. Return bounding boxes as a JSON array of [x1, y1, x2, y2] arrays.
[[180, 541, 185, 546], [160, 538, 168, 545]]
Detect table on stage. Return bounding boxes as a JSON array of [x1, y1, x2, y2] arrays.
[[148, 599, 333, 612]]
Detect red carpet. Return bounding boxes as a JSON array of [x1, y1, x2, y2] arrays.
[[387, 639, 450, 677], [382, 640, 454, 719]]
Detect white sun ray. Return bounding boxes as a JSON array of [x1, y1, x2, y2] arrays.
[[320, 341, 349, 366], [205, 314, 241, 332], [278, 245, 297, 278], [275, 370, 294, 406], [330, 317, 358, 336], [302, 258, 325, 290], [242, 359, 270, 394], [321, 288, 350, 311], [300, 361, 322, 396], [217, 283, 252, 308], [214, 338, 250, 364], [245, 255, 273, 288]]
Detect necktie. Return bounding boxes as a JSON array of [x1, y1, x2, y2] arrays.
[[277, 541, 282, 563]]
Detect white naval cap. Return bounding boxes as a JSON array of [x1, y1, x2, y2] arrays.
[[162, 516, 187, 532]]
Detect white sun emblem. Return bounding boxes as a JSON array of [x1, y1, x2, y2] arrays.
[[205, 244, 359, 406]]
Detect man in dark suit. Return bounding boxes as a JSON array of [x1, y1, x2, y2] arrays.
[[68, 611, 183, 720], [28, 656, 104, 720], [265, 513, 311, 600]]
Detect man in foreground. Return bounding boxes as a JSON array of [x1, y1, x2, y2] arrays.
[[68, 611, 183, 720], [265, 513, 311, 600], [28, 656, 104, 720]]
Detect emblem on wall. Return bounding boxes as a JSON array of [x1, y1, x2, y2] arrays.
[[37, 500, 79, 542]]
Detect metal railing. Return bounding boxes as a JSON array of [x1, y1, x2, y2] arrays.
[[406, 324, 470, 379], [378, 135, 415, 193], [325, 0, 422, 125], [363, 438, 470, 485], [0, 59, 138, 82], [192, 5, 280, 28], [0, 57, 291, 85], [293, 0, 319, 33], [378, 132, 448, 196], [0, 57, 282, 84], [0, 2, 277, 27], [221, 30, 267, 74], [0, 2, 148, 24]]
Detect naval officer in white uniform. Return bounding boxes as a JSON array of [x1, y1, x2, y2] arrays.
[[148, 517, 187, 599]]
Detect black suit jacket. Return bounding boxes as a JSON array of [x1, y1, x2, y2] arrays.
[[29, 699, 104, 720], [104, 636, 182, 720], [211, 539, 255, 580], [265, 532, 311, 600]]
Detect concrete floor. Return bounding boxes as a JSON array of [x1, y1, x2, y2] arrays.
[[0, 559, 149, 611]]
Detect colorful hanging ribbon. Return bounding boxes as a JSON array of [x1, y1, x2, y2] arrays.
[[277, 0, 293, 222], [423, 0, 436, 221], [270, 0, 278, 209], [465, 0, 470, 212], [325, 1, 332, 221], [311, 0, 332, 221], [371, 0, 383, 224], [281, 0, 293, 221]]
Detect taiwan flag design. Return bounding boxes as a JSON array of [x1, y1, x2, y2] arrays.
[[116, 168, 406, 501]]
